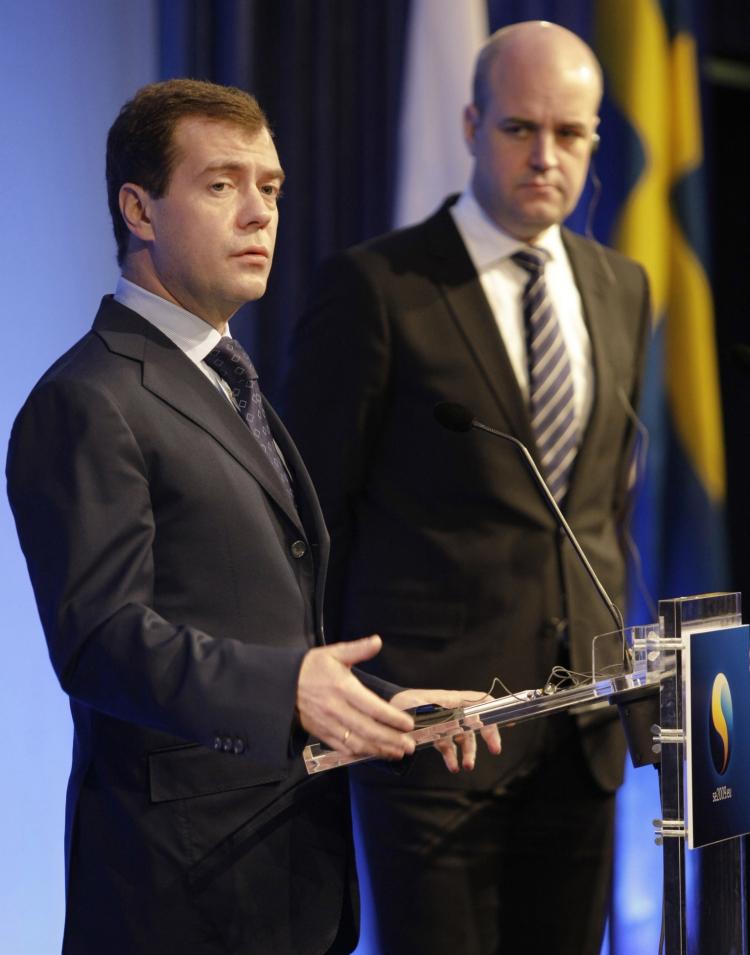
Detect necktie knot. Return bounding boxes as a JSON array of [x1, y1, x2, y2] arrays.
[[204, 336, 259, 382], [203, 336, 295, 503], [511, 247, 548, 276]]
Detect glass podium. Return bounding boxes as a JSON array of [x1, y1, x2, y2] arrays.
[[303, 592, 748, 955]]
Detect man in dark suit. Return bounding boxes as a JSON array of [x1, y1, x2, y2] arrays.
[[6, 79, 499, 955], [282, 22, 651, 955]]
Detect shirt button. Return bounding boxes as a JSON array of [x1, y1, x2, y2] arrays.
[[222, 737, 233, 753], [290, 540, 307, 559], [233, 738, 245, 755], [213, 736, 223, 751]]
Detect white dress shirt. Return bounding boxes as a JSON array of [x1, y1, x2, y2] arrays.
[[450, 189, 594, 431], [114, 277, 294, 478], [114, 277, 234, 404]]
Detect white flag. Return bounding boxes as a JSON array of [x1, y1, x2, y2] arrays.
[[393, 0, 488, 228]]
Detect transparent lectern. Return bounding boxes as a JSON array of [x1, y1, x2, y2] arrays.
[[304, 591, 749, 955]]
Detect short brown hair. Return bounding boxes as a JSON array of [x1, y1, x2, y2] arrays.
[[106, 78, 269, 266]]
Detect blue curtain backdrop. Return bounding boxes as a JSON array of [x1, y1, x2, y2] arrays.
[[156, 1, 731, 953], [158, 0, 410, 395]]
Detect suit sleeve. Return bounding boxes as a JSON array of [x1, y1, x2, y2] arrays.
[[612, 261, 652, 535], [281, 251, 392, 641], [7, 377, 306, 771]]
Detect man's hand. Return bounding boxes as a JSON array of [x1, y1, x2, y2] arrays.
[[297, 635, 416, 761], [389, 688, 502, 773]]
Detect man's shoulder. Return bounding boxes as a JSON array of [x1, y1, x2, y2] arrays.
[[367, 195, 456, 245], [323, 197, 464, 281], [22, 297, 149, 405], [562, 227, 647, 283]]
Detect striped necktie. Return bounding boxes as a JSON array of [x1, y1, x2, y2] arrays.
[[512, 248, 579, 503]]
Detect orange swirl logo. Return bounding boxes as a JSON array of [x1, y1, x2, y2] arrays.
[[709, 673, 733, 776]]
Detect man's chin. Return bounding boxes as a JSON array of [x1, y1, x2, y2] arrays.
[[231, 279, 269, 306], [515, 206, 565, 237]]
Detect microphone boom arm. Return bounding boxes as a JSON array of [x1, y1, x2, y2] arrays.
[[470, 417, 624, 635]]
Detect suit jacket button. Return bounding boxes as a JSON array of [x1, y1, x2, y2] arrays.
[[290, 540, 307, 559], [213, 736, 223, 751], [222, 737, 233, 753], [233, 738, 245, 755]]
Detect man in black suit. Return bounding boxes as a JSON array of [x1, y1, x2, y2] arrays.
[[6, 79, 499, 955], [282, 22, 651, 955]]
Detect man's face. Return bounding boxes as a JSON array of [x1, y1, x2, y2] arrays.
[[464, 54, 600, 241], [141, 116, 283, 328]]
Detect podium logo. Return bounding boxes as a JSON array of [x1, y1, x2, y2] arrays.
[[709, 673, 733, 776]]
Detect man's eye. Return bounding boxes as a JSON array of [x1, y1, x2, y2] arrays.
[[260, 184, 284, 202], [558, 128, 584, 141], [210, 182, 229, 192], [502, 124, 530, 139]]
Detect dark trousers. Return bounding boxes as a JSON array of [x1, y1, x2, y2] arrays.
[[352, 715, 615, 955]]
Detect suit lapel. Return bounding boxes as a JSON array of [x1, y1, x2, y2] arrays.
[[424, 211, 623, 504], [93, 298, 305, 534], [424, 204, 533, 446], [561, 230, 617, 510]]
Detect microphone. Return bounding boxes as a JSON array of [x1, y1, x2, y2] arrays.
[[434, 401, 473, 433], [433, 401, 625, 637]]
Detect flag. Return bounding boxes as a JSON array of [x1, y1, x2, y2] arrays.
[[594, 2, 729, 951], [595, 0, 728, 615]]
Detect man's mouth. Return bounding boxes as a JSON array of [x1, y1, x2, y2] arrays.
[[233, 246, 269, 258]]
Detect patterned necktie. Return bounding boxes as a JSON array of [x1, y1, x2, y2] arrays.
[[512, 248, 579, 503], [204, 337, 294, 500]]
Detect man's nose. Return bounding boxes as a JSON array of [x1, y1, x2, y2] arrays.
[[239, 187, 273, 228], [529, 130, 557, 170]]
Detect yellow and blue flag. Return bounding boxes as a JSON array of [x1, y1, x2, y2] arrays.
[[594, 2, 728, 952], [595, 0, 728, 616]]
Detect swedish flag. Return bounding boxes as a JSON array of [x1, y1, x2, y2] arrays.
[[595, 0, 728, 619], [594, 2, 729, 951]]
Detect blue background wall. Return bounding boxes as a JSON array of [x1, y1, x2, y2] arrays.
[[0, 3, 156, 950]]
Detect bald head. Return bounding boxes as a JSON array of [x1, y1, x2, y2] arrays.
[[472, 21, 603, 119], [463, 20, 602, 241]]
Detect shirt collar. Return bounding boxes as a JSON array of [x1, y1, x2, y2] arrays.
[[114, 277, 226, 361], [450, 187, 564, 271]]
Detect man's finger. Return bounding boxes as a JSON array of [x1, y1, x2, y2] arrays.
[[333, 690, 417, 754], [339, 722, 415, 760], [327, 634, 383, 668], [480, 723, 502, 755], [459, 730, 477, 770], [434, 736, 460, 773], [314, 702, 415, 760], [340, 674, 415, 732]]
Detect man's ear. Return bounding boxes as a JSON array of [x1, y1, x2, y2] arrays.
[[463, 104, 480, 154], [119, 183, 155, 243], [591, 116, 601, 153]]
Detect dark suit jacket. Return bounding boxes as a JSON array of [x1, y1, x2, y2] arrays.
[[281, 199, 651, 794], [6, 297, 381, 955]]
